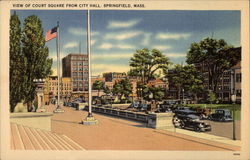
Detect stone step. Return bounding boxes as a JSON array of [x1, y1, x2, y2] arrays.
[[10, 123, 84, 150]]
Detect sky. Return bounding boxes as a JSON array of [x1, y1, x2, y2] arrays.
[[12, 10, 240, 76]]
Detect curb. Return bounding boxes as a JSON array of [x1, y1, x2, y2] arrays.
[[163, 127, 241, 147]]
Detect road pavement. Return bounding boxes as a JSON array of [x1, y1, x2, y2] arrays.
[[45, 104, 240, 151]]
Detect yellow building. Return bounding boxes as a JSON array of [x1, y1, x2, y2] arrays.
[[44, 76, 72, 103]]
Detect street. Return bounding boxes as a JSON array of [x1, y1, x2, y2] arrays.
[[204, 120, 241, 140], [46, 104, 239, 151]]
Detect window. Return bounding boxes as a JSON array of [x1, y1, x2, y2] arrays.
[[223, 86, 229, 90], [236, 89, 241, 97], [236, 73, 241, 83]]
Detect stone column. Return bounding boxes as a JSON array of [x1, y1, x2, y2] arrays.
[[33, 79, 46, 112], [147, 112, 174, 130]]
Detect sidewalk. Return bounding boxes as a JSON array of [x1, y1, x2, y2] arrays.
[[46, 104, 240, 151], [156, 128, 240, 148]]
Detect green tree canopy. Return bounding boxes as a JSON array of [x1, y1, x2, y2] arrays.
[[10, 12, 25, 112], [166, 64, 204, 101], [144, 87, 165, 102], [22, 15, 52, 111], [128, 48, 171, 85], [112, 79, 132, 101], [92, 80, 105, 97], [186, 37, 240, 93]]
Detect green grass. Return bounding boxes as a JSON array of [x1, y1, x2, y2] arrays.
[[183, 103, 241, 120]]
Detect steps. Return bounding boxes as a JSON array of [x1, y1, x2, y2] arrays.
[[10, 123, 85, 150]]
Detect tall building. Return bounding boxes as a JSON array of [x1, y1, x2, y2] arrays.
[[62, 53, 89, 93]]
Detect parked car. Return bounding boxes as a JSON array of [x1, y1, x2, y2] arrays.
[[158, 101, 173, 112], [208, 109, 233, 122], [174, 114, 211, 132], [129, 101, 140, 109], [190, 107, 212, 119], [140, 103, 150, 111]]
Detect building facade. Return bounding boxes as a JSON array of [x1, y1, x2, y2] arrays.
[[194, 47, 241, 103], [103, 72, 127, 82], [44, 76, 72, 103], [62, 53, 89, 93]]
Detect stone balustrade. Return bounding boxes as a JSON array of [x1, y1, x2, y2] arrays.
[[92, 106, 148, 122]]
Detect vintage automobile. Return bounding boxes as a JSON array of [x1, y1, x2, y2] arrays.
[[208, 109, 233, 122], [189, 107, 212, 119], [174, 114, 212, 132]]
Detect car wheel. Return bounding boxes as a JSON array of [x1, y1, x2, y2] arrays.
[[195, 127, 201, 132], [220, 117, 225, 122]]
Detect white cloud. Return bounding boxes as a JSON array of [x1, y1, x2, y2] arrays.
[[104, 31, 142, 40], [164, 53, 186, 58], [92, 64, 129, 76], [152, 45, 172, 51], [98, 43, 135, 50], [91, 39, 97, 45], [68, 27, 99, 36], [116, 44, 135, 49], [92, 53, 133, 60], [68, 27, 85, 35], [98, 43, 113, 50], [156, 32, 191, 40], [107, 19, 141, 29], [141, 33, 152, 46], [64, 42, 78, 49]]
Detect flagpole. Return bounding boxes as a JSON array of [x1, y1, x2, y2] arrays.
[[87, 10, 92, 116], [54, 21, 64, 113], [82, 10, 98, 125]]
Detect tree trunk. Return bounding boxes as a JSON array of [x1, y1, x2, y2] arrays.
[[27, 101, 33, 112], [178, 86, 181, 100]]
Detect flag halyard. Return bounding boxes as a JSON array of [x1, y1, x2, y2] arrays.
[[45, 27, 57, 42]]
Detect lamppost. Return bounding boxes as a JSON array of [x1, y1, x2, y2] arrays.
[[231, 94, 236, 140], [182, 88, 185, 104], [231, 68, 236, 140]]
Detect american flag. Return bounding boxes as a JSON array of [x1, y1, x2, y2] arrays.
[[45, 27, 57, 42]]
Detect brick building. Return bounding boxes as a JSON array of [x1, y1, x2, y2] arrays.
[[62, 53, 89, 92], [44, 76, 72, 103]]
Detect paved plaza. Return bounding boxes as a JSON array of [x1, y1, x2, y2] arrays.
[[46, 104, 240, 151]]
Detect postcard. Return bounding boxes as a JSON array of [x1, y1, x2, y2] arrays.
[[0, 0, 249, 160]]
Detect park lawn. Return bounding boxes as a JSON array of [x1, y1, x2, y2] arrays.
[[185, 104, 241, 120]]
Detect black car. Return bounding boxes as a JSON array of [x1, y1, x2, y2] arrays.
[[174, 114, 211, 132], [208, 109, 233, 122]]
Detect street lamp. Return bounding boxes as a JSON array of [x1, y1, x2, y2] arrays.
[[149, 92, 154, 111], [182, 88, 185, 104], [231, 94, 236, 140]]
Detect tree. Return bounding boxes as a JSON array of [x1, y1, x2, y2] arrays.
[[22, 15, 52, 111], [9, 12, 25, 112], [207, 90, 217, 104], [112, 79, 132, 102], [103, 86, 111, 95], [144, 87, 165, 102], [92, 80, 104, 97], [129, 48, 171, 84], [166, 64, 204, 101], [186, 38, 240, 93], [119, 79, 133, 101]]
